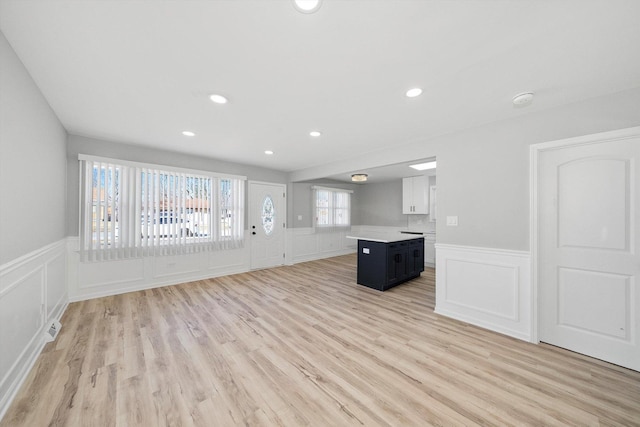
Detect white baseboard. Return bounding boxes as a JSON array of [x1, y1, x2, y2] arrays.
[[292, 248, 355, 264], [435, 243, 532, 342]]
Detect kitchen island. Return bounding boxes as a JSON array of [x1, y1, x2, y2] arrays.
[[346, 233, 424, 291]]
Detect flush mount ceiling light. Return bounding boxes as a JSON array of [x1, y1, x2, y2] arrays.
[[512, 92, 534, 106], [351, 174, 368, 182], [293, 0, 322, 13], [181, 131, 195, 137], [406, 87, 423, 98], [309, 131, 322, 137], [209, 94, 228, 104], [409, 161, 437, 171], [265, 150, 274, 155]]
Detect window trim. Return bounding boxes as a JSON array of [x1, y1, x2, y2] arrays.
[[311, 185, 353, 229]]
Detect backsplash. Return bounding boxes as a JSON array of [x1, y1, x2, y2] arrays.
[[406, 214, 436, 233]]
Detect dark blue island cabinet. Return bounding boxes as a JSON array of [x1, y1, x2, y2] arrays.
[[353, 236, 424, 291]]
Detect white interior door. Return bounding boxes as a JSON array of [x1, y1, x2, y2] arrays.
[[249, 181, 286, 270], [538, 136, 640, 371]]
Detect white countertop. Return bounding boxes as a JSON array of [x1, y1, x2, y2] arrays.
[[346, 232, 427, 243]]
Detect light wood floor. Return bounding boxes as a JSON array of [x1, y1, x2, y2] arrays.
[[2, 254, 640, 426]]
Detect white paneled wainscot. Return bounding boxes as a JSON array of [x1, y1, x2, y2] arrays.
[[0, 240, 68, 419], [435, 244, 532, 342], [67, 236, 250, 301], [289, 227, 356, 264]]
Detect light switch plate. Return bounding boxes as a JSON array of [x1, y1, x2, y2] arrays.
[[446, 216, 458, 226], [297, 215, 302, 221]]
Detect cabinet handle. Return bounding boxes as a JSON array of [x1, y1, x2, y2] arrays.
[[395, 254, 402, 263]]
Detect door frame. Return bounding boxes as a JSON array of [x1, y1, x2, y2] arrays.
[[530, 125, 640, 344], [248, 180, 287, 270]]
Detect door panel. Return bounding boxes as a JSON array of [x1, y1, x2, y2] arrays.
[[538, 136, 640, 371], [558, 158, 629, 251], [249, 182, 285, 270]]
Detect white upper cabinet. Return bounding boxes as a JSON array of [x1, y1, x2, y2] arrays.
[[402, 175, 428, 214]]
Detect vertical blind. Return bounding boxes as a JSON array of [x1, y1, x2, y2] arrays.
[[79, 156, 245, 261], [312, 185, 352, 230]]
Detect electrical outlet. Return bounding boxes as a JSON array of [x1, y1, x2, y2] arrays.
[[446, 216, 458, 226]]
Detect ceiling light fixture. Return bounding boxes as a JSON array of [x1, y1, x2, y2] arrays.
[[409, 161, 437, 171], [351, 174, 368, 182], [181, 131, 195, 137], [309, 131, 321, 137], [209, 94, 228, 104], [293, 0, 322, 13], [512, 92, 534, 106], [265, 150, 274, 155], [406, 88, 423, 98]]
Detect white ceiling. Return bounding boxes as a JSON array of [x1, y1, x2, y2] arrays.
[[1, 0, 639, 180]]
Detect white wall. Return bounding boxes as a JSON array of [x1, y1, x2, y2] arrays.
[[0, 31, 68, 420]]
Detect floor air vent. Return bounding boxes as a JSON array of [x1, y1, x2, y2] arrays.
[[44, 320, 62, 343]]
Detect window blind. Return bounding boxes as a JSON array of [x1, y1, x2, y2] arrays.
[[79, 156, 245, 261]]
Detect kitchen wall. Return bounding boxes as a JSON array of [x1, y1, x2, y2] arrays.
[[355, 180, 405, 227], [0, 31, 68, 419]]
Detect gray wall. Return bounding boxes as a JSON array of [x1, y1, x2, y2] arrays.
[[66, 134, 288, 235], [291, 88, 640, 251], [0, 31, 67, 265], [356, 180, 406, 227]]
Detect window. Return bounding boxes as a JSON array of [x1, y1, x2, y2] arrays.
[[312, 186, 352, 229], [79, 155, 245, 261]]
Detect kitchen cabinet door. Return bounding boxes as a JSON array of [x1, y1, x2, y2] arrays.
[[402, 176, 428, 214]]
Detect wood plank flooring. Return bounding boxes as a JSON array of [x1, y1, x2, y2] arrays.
[[2, 254, 639, 426]]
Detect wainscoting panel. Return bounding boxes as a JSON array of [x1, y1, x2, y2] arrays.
[[435, 244, 532, 342], [290, 228, 356, 264], [0, 239, 68, 421], [67, 237, 251, 301]]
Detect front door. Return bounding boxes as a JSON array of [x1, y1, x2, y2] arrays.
[[538, 134, 640, 371], [249, 181, 286, 270]]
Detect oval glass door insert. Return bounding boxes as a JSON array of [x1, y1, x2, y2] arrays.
[[261, 195, 275, 235]]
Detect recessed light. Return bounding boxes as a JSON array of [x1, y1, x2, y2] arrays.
[[409, 161, 437, 171], [512, 92, 534, 106], [209, 94, 228, 104], [309, 131, 322, 137], [351, 174, 368, 182], [406, 88, 423, 98], [265, 150, 274, 155], [293, 0, 322, 13], [181, 131, 195, 137]]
